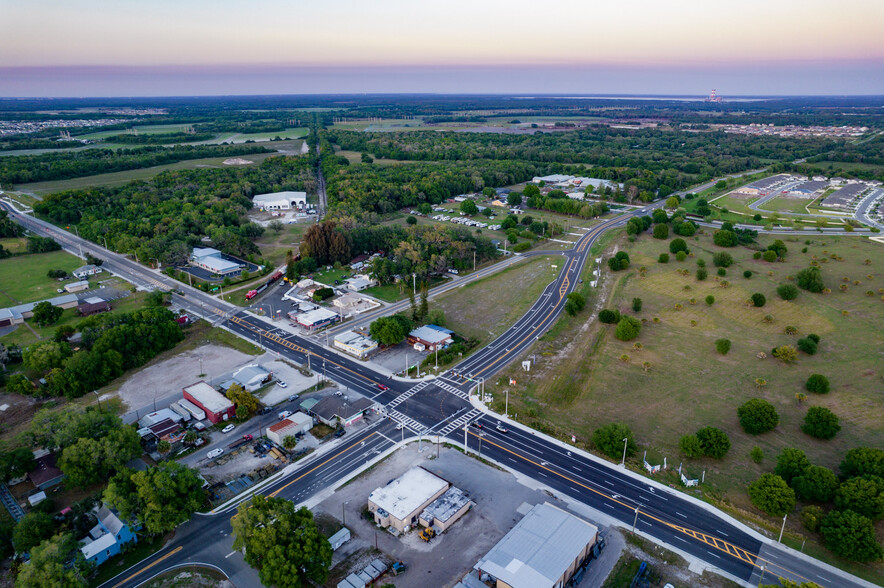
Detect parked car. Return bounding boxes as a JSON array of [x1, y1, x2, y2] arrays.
[[241, 434, 253, 441], [207, 448, 224, 459], [222, 424, 235, 434], [259, 406, 272, 415], [287, 394, 300, 402], [334, 428, 346, 438], [277, 380, 287, 388], [278, 410, 292, 420]]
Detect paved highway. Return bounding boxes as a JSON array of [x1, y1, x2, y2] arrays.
[[0, 197, 872, 588]]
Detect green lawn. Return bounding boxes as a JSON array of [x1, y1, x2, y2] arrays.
[[485, 230, 884, 583], [0, 250, 86, 305], [0, 237, 27, 254]]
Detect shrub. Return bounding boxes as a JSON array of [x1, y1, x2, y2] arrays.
[[797, 266, 825, 293], [777, 284, 799, 300], [796, 338, 817, 355], [675, 251, 687, 262], [696, 426, 731, 459], [592, 423, 637, 460], [743, 270, 752, 278], [750, 446, 764, 463], [801, 505, 824, 532], [657, 253, 669, 263], [679, 434, 703, 458], [802, 406, 841, 440], [748, 474, 796, 517], [712, 252, 734, 267], [715, 338, 731, 355], [607, 251, 631, 271], [717, 268, 726, 277], [406, 215, 417, 225], [806, 333, 820, 344], [820, 510, 883, 562], [738, 398, 779, 434], [840, 447, 884, 479], [696, 258, 706, 267], [750, 293, 766, 307], [669, 238, 688, 254], [652, 224, 669, 239], [792, 465, 839, 502], [762, 250, 778, 262], [695, 268, 708, 281], [705, 295, 715, 305], [631, 298, 642, 312], [775, 448, 811, 485], [564, 292, 586, 316], [713, 230, 738, 247], [834, 475, 884, 520], [772, 345, 798, 363], [598, 309, 621, 324], [753, 251, 762, 260], [614, 316, 642, 341]]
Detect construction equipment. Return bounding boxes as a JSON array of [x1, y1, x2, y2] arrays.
[[390, 562, 406, 576], [419, 527, 436, 542]]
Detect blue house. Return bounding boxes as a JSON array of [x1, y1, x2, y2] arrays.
[[79, 505, 139, 566]]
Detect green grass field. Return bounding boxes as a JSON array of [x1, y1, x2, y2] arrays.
[[16, 152, 284, 195], [0, 237, 27, 254], [73, 123, 196, 141], [0, 250, 86, 304], [484, 230, 884, 582]]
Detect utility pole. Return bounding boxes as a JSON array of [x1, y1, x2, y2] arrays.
[[473, 250, 476, 272]]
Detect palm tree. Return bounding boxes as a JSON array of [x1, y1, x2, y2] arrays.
[[641, 361, 651, 373], [282, 435, 298, 451], [755, 378, 767, 389], [157, 440, 171, 457]]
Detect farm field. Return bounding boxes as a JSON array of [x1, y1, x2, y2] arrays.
[[0, 249, 86, 304], [16, 151, 284, 195], [484, 230, 884, 577]]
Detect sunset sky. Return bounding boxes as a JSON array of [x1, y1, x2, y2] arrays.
[[2, 0, 883, 96]]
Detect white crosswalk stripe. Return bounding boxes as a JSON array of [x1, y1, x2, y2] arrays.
[[387, 409, 424, 432], [436, 408, 482, 436], [386, 380, 431, 409], [433, 379, 469, 400]]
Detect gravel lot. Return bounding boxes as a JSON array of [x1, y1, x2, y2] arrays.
[[314, 443, 611, 588], [112, 344, 253, 410]]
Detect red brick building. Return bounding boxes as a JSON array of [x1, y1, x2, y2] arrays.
[[182, 381, 235, 424]]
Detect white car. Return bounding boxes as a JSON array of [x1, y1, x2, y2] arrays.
[[222, 424, 235, 434], [395, 423, 404, 430], [277, 380, 287, 388], [207, 448, 224, 459]]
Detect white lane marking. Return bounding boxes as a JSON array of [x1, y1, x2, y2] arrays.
[[604, 503, 615, 508], [537, 472, 547, 477], [676, 512, 687, 518], [718, 530, 728, 536], [225, 551, 237, 558], [707, 551, 721, 559]]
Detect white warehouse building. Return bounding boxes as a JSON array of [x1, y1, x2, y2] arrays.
[[252, 191, 307, 210]]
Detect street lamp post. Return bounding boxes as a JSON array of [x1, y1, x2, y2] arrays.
[[93, 390, 101, 411], [620, 437, 629, 467], [778, 514, 788, 543], [342, 501, 349, 525], [632, 506, 640, 535], [505, 389, 509, 418]]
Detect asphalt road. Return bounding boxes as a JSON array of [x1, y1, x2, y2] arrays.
[[0, 197, 872, 588]]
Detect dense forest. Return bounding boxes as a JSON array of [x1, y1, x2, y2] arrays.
[[0, 143, 273, 185], [33, 156, 314, 264]]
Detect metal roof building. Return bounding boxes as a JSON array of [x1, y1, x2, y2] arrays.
[[253, 191, 307, 210], [183, 381, 234, 424], [822, 182, 868, 208], [474, 502, 598, 588]]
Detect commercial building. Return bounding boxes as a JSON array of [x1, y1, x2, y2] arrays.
[[72, 264, 103, 279], [334, 330, 378, 359], [311, 395, 373, 428], [408, 325, 453, 351], [368, 468, 450, 532], [79, 505, 139, 566], [190, 247, 243, 278], [418, 486, 473, 532], [227, 364, 272, 392], [183, 381, 235, 424], [77, 296, 110, 316], [294, 307, 339, 331], [252, 191, 307, 210], [266, 413, 313, 445], [474, 502, 598, 588]]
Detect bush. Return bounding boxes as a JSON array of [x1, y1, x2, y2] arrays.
[[607, 251, 630, 271], [834, 475, 884, 520], [801, 505, 824, 532], [717, 268, 726, 277], [712, 252, 734, 267], [802, 406, 841, 440], [669, 238, 688, 254], [748, 474, 796, 517], [713, 230, 738, 247], [743, 270, 752, 278], [614, 316, 641, 341], [705, 295, 715, 305], [804, 374, 830, 394], [772, 345, 798, 363], [657, 253, 669, 263], [696, 267, 708, 281], [675, 251, 687, 262], [679, 434, 703, 458], [797, 266, 825, 293], [652, 224, 669, 239], [715, 338, 731, 355], [797, 338, 817, 355], [753, 251, 762, 260], [820, 510, 883, 562], [750, 293, 766, 307], [806, 333, 820, 344], [777, 283, 799, 300], [598, 309, 621, 324], [564, 292, 586, 316], [738, 398, 779, 434], [512, 241, 530, 252], [696, 426, 731, 459], [750, 446, 764, 463], [406, 215, 417, 225], [592, 423, 637, 460], [631, 298, 642, 312], [762, 250, 778, 262], [696, 258, 706, 267], [840, 447, 884, 479], [792, 465, 839, 502], [775, 448, 811, 485]]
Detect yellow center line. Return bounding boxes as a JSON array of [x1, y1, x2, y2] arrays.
[[110, 545, 184, 588]]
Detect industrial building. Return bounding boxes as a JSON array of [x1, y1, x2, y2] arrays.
[[267, 413, 313, 445], [333, 330, 378, 359], [474, 502, 598, 588], [368, 467, 450, 532], [182, 381, 235, 424], [190, 247, 243, 278], [252, 191, 307, 210]]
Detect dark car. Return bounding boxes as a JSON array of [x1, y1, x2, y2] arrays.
[[471, 421, 484, 429], [334, 428, 346, 438], [259, 406, 272, 415], [287, 394, 300, 402]]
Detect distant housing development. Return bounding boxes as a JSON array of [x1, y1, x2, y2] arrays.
[[252, 191, 307, 210]]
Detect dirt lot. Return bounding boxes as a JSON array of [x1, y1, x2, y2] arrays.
[[314, 443, 616, 588], [111, 344, 253, 410]]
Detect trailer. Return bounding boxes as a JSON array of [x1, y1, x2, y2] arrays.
[[227, 434, 253, 450], [168, 402, 192, 422], [178, 398, 207, 421]]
